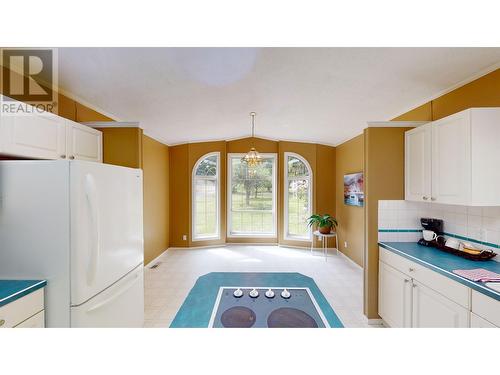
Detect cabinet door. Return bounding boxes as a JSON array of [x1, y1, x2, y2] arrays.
[[431, 112, 471, 205], [378, 261, 412, 328], [412, 281, 469, 328], [66, 120, 102, 162], [15, 310, 45, 328], [0, 112, 66, 159], [470, 312, 496, 328], [405, 124, 432, 202]]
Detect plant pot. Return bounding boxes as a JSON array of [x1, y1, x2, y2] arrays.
[[319, 226, 332, 234]]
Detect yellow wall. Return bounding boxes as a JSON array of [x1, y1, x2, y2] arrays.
[[142, 135, 170, 264], [335, 134, 364, 267], [98, 127, 143, 168], [392, 68, 500, 121], [169, 144, 190, 247], [363, 127, 411, 319]]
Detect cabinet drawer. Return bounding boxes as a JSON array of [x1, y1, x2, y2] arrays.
[[15, 310, 45, 328], [379, 247, 470, 308], [0, 289, 44, 328], [471, 290, 500, 327], [470, 312, 497, 328]]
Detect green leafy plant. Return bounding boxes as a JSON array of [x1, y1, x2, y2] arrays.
[[307, 214, 338, 234]]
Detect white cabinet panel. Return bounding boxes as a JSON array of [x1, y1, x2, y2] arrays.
[[0, 112, 66, 159], [66, 120, 102, 162], [405, 108, 500, 206], [470, 312, 496, 328], [405, 124, 432, 202], [412, 281, 469, 328], [0, 289, 44, 328], [431, 112, 471, 205], [379, 261, 412, 327], [15, 310, 45, 328], [471, 290, 500, 327]]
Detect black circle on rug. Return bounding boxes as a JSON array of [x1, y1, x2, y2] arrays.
[[220, 306, 256, 328], [267, 308, 319, 328]]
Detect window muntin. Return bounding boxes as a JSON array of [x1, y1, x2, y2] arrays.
[[284, 153, 312, 240], [192, 153, 220, 241], [228, 154, 277, 237]]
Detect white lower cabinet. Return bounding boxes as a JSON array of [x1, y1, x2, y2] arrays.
[[411, 281, 469, 328], [470, 312, 496, 328], [0, 288, 45, 328], [379, 247, 498, 328], [378, 261, 412, 328], [15, 310, 45, 328]]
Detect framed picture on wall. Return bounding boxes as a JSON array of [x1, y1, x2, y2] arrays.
[[344, 172, 364, 207]]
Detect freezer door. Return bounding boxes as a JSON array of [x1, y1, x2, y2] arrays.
[[71, 265, 144, 327], [70, 160, 144, 306]]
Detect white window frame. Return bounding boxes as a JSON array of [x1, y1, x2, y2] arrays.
[[227, 153, 277, 238], [284, 152, 313, 241], [192, 152, 220, 241]]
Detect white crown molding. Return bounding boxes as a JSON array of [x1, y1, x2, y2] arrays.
[[387, 61, 500, 121]]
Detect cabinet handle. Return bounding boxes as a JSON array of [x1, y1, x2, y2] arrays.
[[430, 197, 436, 201], [404, 279, 410, 283], [422, 196, 429, 200], [69, 155, 75, 160], [60, 154, 66, 159], [0, 319, 5, 327], [409, 268, 414, 272], [412, 284, 417, 288]]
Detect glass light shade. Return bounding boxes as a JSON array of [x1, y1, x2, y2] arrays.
[[242, 147, 262, 168]]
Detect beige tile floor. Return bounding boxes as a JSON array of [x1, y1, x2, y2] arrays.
[[144, 245, 378, 328]]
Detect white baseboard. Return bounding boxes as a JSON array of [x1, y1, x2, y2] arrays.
[[367, 318, 384, 326]]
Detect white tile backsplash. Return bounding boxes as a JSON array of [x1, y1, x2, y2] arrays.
[[378, 200, 500, 257]]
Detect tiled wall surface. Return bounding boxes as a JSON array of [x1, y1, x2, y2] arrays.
[[378, 200, 500, 255]]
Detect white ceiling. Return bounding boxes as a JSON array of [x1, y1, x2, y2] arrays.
[[58, 48, 500, 146]]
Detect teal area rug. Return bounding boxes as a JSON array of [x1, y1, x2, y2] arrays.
[[170, 272, 343, 328]]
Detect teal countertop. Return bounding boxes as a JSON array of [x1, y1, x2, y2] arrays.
[[0, 280, 47, 308], [379, 242, 500, 301]]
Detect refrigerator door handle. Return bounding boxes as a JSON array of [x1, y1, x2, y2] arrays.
[[84, 173, 100, 286], [86, 271, 140, 313]]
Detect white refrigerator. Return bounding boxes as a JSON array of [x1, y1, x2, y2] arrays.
[[0, 160, 144, 327]]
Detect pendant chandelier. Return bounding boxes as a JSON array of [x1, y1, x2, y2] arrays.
[[242, 112, 262, 169]]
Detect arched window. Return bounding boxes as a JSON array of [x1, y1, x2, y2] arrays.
[[284, 152, 312, 240], [192, 152, 220, 241]]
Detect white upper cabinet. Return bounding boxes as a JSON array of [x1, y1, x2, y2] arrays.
[[431, 111, 471, 205], [405, 123, 432, 202], [0, 111, 66, 159], [405, 108, 500, 206], [0, 97, 102, 162], [66, 120, 102, 162]]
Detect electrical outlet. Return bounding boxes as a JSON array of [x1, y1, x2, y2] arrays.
[[182, 234, 187, 241], [344, 241, 348, 248]]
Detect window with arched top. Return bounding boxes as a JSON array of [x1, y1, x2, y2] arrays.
[[284, 152, 312, 240], [192, 152, 220, 241]]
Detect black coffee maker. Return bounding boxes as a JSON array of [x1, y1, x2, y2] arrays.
[[418, 218, 444, 247]]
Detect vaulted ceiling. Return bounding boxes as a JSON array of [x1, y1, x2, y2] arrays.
[[58, 48, 500, 145]]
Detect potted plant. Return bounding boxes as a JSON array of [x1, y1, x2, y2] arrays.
[[307, 214, 338, 234]]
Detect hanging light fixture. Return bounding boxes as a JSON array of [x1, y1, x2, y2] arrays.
[[242, 112, 262, 170]]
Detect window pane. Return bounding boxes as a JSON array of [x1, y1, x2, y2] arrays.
[[229, 156, 275, 235], [195, 155, 218, 176], [287, 179, 310, 238], [194, 178, 217, 238], [287, 156, 309, 177]]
